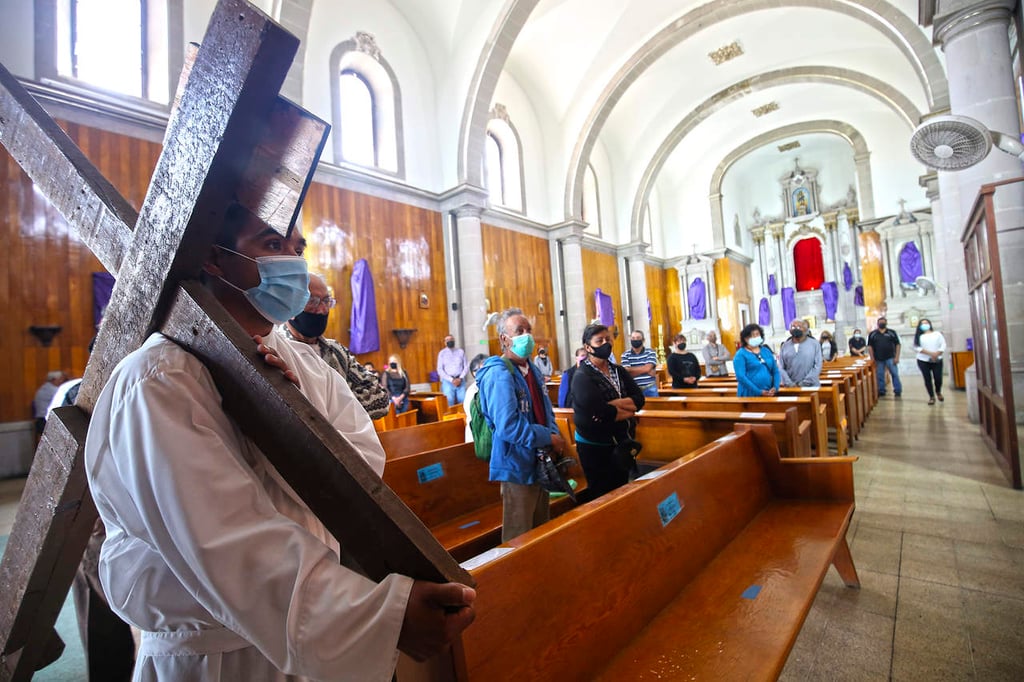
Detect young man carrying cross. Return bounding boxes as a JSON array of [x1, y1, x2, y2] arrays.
[[84, 204, 475, 680]]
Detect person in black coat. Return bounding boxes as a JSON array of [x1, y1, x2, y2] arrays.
[[570, 324, 645, 499], [666, 333, 701, 388]]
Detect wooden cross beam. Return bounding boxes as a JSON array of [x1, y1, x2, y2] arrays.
[[0, 1, 468, 678]]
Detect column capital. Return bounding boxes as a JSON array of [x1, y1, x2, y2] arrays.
[[439, 183, 489, 215], [617, 241, 649, 259], [933, 0, 1014, 47], [549, 219, 587, 242], [919, 172, 941, 201], [751, 225, 766, 244]]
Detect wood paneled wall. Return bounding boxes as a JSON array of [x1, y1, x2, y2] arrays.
[[1, 121, 161, 423], [713, 257, 753, 352], [859, 230, 885, 325], [300, 185, 448, 385], [582, 248, 626, 359], [666, 267, 682, 340], [481, 224, 559, 364], [645, 264, 671, 357]]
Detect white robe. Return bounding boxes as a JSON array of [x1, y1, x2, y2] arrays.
[[85, 333, 413, 681]]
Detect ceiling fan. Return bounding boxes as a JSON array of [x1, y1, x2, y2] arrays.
[[910, 114, 1024, 170]]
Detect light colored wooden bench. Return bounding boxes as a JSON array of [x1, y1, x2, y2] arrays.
[[421, 424, 858, 681], [635, 407, 811, 461], [645, 394, 830, 456], [409, 392, 450, 423], [377, 418, 465, 460]]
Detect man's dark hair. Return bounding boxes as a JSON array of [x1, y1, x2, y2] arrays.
[[740, 323, 765, 346], [582, 324, 609, 346], [469, 353, 487, 374], [215, 201, 252, 249]]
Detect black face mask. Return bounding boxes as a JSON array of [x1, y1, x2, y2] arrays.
[[630, 339, 643, 349], [790, 328, 804, 338], [676, 343, 686, 351], [291, 311, 328, 338], [590, 343, 613, 360], [878, 323, 887, 329], [389, 362, 398, 370], [446, 340, 455, 349]]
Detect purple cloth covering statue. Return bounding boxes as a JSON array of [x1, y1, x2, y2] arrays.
[[688, 277, 707, 320], [821, 282, 839, 321], [93, 272, 115, 327], [767, 274, 778, 296], [899, 241, 923, 283], [854, 285, 864, 307], [758, 297, 771, 326], [595, 288, 614, 325], [782, 287, 797, 329], [842, 262, 853, 291], [349, 258, 381, 354]]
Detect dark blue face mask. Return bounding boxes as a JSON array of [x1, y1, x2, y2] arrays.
[[291, 311, 328, 338]]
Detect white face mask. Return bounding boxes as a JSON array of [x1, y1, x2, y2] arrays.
[[747, 336, 763, 347]]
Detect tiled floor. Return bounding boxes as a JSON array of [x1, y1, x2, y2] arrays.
[[1, 378, 1022, 680], [780, 381, 1024, 681]]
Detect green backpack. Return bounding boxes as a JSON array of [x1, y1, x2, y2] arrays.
[[469, 356, 517, 460]]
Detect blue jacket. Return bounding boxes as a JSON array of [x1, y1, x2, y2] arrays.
[[476, 354, 559, 484], [734, 346, 780, 397]]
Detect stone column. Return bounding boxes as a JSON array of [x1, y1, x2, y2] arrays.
[[551, 221, 588, 362], [620, 242, 651, 339], [934, 0, 1024, 419], [854, 152, 875, 219], [441, 186, 490, 356], [769, 224, 786, 334], [880, 232, 895, 301]]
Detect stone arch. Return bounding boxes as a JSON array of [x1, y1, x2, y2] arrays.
[[707, 120, 873, 246], [563, 0, 948, 219], [629, 66, 913, 241]]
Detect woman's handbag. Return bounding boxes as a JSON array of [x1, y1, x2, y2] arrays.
[[611, 437, 643, 473], [535, 447, 577, 502]]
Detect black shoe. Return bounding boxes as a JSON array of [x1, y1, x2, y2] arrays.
[[895, 393, 902, 399]]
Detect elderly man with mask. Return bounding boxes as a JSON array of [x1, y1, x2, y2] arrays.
[[778, 319, 822, 388], [702, 331, 731, 377], [280, 273, 390, 420]]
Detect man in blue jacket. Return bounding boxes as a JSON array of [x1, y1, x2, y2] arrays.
[[477, 308, 567, 541]]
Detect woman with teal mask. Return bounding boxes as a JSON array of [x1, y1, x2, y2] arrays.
[[913, 318, 947, 405], [734, 323, 779, 397]]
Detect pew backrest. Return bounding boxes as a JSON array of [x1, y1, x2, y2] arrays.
[[378, 418, 466, 460]]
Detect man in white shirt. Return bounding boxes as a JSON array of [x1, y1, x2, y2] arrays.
[[84, 203, 475, 681]]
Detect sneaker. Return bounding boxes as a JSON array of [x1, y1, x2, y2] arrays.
[[928, 397, 935, 405], [937, 393, 944, 402]]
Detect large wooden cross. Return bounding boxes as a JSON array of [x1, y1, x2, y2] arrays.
[[0, 1, 468, 678]]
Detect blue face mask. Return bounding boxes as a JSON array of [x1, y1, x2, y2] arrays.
[[216, 247, 310, 324], [748, 336, 763, 347], [509, 333, 535, 359], [920, 323, 931, 332]]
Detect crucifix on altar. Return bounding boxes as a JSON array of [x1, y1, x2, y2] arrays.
[[0, 1, 468, 677]]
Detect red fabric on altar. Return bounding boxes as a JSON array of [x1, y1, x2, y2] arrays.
[[794, 237, 825, 291]]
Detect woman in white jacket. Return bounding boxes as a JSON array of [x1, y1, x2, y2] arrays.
[[913, 318, 947, 405]]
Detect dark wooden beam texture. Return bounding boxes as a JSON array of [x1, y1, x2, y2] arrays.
[[0, 408, 95, 682], [164, 282, 473, 585]]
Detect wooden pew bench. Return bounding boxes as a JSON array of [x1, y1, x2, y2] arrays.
[[635, 407, 811, 461], [645, 394, 829, 456], [434, 424, 859, 681], [383, 442, 586, 562], [409, 392, 450, 423], [378, 418, 465, 460]]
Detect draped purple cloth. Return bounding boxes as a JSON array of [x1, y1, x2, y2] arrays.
[[782, 287, 797, 328], [854, 285, 864, 307], [758, 297, 771, 326], [899, 241, 923, 283], [647, 300, 652, 321], [821, 282, 839, 321], [767, 274, 778, 296], [842, 262, 853, 291], [688, 277, 707, 320], [92, 272, 115, 327], [595, 288, 614, 325], [349, 258, 380, 354]]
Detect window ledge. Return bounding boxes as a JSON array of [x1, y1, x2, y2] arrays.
[[26, 77, 170, 132]]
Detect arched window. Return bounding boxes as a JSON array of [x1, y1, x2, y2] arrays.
[[339, 70, 376, 167], [485, 110, 524, 212], [643, 204, 654, 246], [582, 164, 601, 236], [41, 0, 177, 104], [485, 133, 505, 206], [329, 33, 404, 176], [793, 237, 825, 291]]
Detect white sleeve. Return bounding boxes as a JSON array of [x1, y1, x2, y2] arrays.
[[104, 367, 411, 680]]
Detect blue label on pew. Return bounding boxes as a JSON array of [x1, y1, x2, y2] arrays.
[[742, 585, 762, 600], [657, 492, 682, 527], [417, 463, 444, 483], [459, 520, 481, 529]]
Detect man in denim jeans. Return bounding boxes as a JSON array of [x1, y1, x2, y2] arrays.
[[867, 316, 903, 398]]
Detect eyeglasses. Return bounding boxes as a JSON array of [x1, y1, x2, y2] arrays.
[[307, 295, 337, 310]]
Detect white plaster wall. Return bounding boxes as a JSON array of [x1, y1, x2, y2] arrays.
[[0, 1, 35, 79], [589, 140, 622, 243], [493, 72, 552, 221]]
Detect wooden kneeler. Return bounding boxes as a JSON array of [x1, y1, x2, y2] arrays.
[[0, 2, 469, 679]]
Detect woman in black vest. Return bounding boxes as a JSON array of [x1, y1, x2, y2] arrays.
[[570, 324, 645, 499]]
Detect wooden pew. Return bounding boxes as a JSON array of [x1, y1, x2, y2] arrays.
[[644, 394, 829, 456], [384, 442, 586, 562], [431, 424, 858, 681], [378, 418, 465, 459], [409, 392, 450, 423], [372, 403, 418, 432], [635, 408, 811, 461]]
